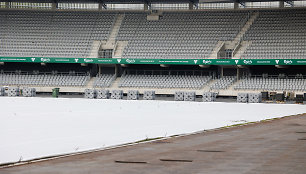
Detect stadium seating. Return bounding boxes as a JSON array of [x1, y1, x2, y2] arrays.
[[119, 74, 212, 89], [0, 73, 90, 87], [118, 11, 248, 59], [242, 9, 306, 59], [0, 9, 305, 59], [234, 77, 306, 91], [0, 10, 116, 58], [93, 74, 116, 88], [210, 76, 236, 90]]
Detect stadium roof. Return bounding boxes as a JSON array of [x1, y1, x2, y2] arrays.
[[0, 0, 301, 4]]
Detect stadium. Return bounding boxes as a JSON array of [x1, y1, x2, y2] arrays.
[[0, 0, 306, 173]]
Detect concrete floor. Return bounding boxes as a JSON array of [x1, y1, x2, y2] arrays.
[[1, 114, 306, 174]]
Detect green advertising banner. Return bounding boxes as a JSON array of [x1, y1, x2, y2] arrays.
[[0, 57, 306, 65]]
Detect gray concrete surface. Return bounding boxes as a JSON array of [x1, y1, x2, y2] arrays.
[[1, 114, 306, 174]]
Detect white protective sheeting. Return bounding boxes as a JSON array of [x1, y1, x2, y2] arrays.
[[0, 97, 305, 164]]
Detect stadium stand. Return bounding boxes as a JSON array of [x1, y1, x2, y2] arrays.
[[242, 9, 306, 59], [0, 9, 306, 60], [0, 5, 305, 96], [0, 10, 116, 58], [118, 74, 212, 89], [118, 11, 248, 59], [234, 77, 306, 91], [210, 76, 236, 90], [93, 74, 116, 88], [0, 73, 90, 87]]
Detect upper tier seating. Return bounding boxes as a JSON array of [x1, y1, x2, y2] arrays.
[[117, 11, 248, 59], [0, 10, 116, 58], [242, 9, 306, 59], [0, 9, 305, 59], [119, 74, 212, 89]]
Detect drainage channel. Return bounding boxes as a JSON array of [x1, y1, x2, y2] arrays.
[[115, 160, 148, 164], [159, 159, 193, 162], [197, 150, 225, 153]]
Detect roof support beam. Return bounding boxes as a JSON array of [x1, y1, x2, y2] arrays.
[[234, 2, 239, 9], [189, 0, 196, 10], [98, 0, 107, 10], [144, 0, 151, 10], [285, 1, 294, 7], [98, 2, 107, 10], [279, 1, 284, 8], [5, 2, 9, 8], [239, 1, 245, 8]]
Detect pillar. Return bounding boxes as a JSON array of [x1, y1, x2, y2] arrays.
[[144, 2, 149, 10], [218, 66, 224, 78], [5, 2, 9, 8], [115, 64, 119, 77], [51, 3, 57, 10], [279, 1, 285, 8], [236, 68, 240, 80], [234, 2, 239, 9], [98, 64, 102, 75], [189, 2, 193, 10]]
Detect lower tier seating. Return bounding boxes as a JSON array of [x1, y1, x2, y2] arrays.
[[210, 76, 237, 90], [93, 74, 116, 88], [119, 74, 212, 89], [0, 73, 90, 87], [234, 77, 306, 91]]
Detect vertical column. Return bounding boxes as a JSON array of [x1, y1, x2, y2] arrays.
[[98, 65, 102, 75], [5, 2, 9, 8], [115, 64, 119, 77], [98, 3, 103, 10], [218, 66, 224, 78], [51, 3, 57, 10], [189, 2, 193, 10], [144, 2, 149, 10], [279, 1, 285, 8], [234, 2, 239, 9], [236, 68, 240, 80]]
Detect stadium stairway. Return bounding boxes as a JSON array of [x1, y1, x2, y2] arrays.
[[85, 77, 96, 88], [232, 12, 259, 46], [209, 41, 225, 59], [202, 79, 218, 92], [88, 41, 102, 58], [211, 11, 259, 59], [233, 41, 252, 59], [100, 14, 125, 51], [113, 41, 128, 58], [108, 77, 121, 89]]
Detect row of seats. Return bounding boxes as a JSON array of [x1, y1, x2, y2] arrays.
[[0, 11, 116, 58], [242, 9, 306, 59], [0, 73, 90, 87], [93, 74, 116, 88], [210, 76, 236, 90], [234, 78, 306, 91], [118, 11, 248, 59], [119, 74, 212, 89], [0, 9, 305, 59]]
